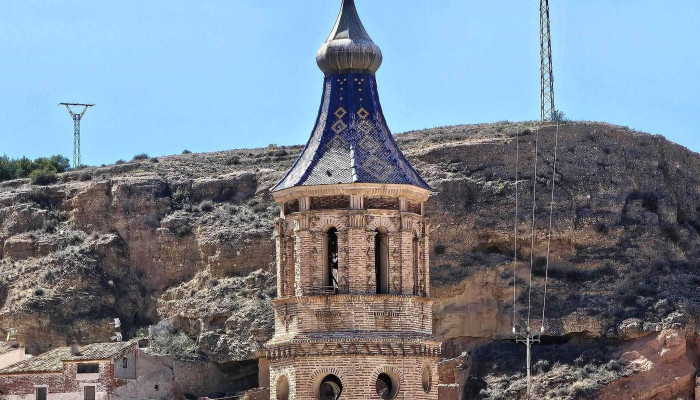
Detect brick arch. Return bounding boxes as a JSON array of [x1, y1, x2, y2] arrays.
[[370, 365, 405, 383], [316, 216, 347, 232], [310, 366, 345, 382], [371, 365, 405, 399], [310, 367, 345, 400], [366, 216, 399, 232]]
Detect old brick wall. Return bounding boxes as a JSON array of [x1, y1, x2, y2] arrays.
[[275, 206, 428, 298], [271, 295, 433, 337], [0, 345, 138, 399], [0, 361, 112, 397], [267, 188, 439, 400], [269, 355, 439, 400]]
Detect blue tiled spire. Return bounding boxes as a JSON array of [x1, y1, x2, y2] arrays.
[[272, 0, 430, 192]]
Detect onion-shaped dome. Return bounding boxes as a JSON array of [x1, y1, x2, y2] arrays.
[[316, 0, 383, 76]]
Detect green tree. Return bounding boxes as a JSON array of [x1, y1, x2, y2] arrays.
[[0, 154, 71, 183]]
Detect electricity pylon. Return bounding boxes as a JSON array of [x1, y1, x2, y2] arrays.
[[59, 103, 94, 168], [540, 0, 555, 122]]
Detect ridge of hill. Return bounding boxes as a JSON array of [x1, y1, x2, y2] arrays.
[[0, 121, 698, 399]]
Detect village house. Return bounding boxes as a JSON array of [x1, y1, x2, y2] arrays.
[[0, 341, 140, 400], [0, 342, 25, 371], [0, 339, 246, 400]]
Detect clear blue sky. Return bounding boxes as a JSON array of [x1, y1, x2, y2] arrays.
[[1, 1, 698, 166]]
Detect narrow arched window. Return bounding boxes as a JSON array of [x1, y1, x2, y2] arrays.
[[323, 227, 339, 293], [276, 375, 290, 400], [283, 236, 295, 297], [413, 235, 420, 295], [375, 228, 389, 294]]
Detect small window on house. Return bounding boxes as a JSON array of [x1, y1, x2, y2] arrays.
[[375, 228, 389, 294], [122, 356, 128, 369], [36, 387, 47, 400], [84, 385, 96, 400], [77, 363, 99, 374]]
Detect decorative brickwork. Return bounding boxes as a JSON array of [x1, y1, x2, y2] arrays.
[[284, 199, 299, 215], [267, 184, 439, 400], [365, 196, 400, 211], [406, 200, 422, 215], [310, 196, 351, 211]]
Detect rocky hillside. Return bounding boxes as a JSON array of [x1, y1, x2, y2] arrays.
[[0, 122, 698, 399]]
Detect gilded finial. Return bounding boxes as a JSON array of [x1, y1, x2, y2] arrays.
[[316, 0, 383, 76]]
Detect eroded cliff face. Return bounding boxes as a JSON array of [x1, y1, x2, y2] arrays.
[[0, 122, 698, 398]]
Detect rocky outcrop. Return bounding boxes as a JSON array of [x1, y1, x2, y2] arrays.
[[598, 329, 696, 400], [156, 270, 275, 363], [0, 122, 698, 398]]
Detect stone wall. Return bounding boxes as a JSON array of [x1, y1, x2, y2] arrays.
[[239, 387, 270, 400]]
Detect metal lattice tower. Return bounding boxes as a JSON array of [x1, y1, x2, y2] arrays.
[[540, 0, 555, 122], [59, 103, 94, 168]]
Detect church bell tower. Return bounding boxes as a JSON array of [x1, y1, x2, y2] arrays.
[[266, 1, 440, 398]]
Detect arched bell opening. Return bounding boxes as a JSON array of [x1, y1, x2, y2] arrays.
[[375, 227, 389, 294], [375, 372, 399, 399], [322, 227, 339, 293], [316, 374, 343, 400], [412, 234, 420, 295]]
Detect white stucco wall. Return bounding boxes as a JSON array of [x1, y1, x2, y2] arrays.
[[112, 352, 174, 400], [0, 348, 25, 370]]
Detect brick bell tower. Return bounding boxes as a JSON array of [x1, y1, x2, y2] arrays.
[[266, 1, 441, 399]]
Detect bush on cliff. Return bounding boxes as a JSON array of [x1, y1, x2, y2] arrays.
[[29, 168, 58, 185]]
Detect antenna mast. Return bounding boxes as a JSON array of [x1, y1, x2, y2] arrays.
[[540, 0, 555, 121], [59, 103, 94, 168]]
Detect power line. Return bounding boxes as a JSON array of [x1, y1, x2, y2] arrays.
[[512, 126, 520, 328], [541, 121, 560, 328], [511, 2, 560, 397]]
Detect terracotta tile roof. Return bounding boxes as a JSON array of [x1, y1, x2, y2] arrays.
[[0, 341, 136, 374]]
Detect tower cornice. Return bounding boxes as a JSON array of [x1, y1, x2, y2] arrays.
[[272, 183, 431, 204]]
